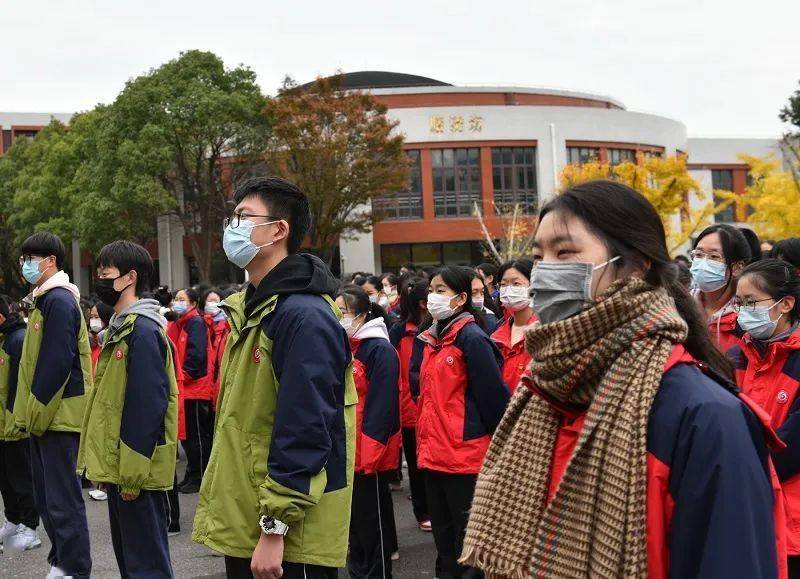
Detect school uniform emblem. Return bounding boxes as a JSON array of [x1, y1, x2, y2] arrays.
[[0, 358, 5, 366], [34, 322, 41, 331], [115, 349, 124, 360], [253, 347, 261, 363], [446, 356, 455, 365], [778, 390, 789, 404]]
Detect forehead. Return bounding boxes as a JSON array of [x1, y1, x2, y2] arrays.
[[334, 295, 348, 309], [235, 194, 269, 215], [502, 267, 525, 281], [175, 290, 188, 299], [534, 211, 595, 246], [696, 232, 723, 252], [471, 277, 483, 289], [97, 264, 120, 272], [736, 274, 770, 298]]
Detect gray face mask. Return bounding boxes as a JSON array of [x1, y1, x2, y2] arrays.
[[530, 257, 620, 324]]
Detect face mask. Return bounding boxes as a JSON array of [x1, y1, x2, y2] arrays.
[[473, 298, 485, 310], [690, 258, 728, 292], [22, 259, 48, 285], [223, 219, 279, 269], [427, 293, 459, 321], [204, 302, 221, 316], [368, 294, 379, 304], [172, 301, 189, 316], [340, 315, 361, 337], [89, 318, 104, 333], [95, 275, 132, 307], [738, 299, 784, 340], [530, 256, 620, 324], [500, 286, 531, 312]]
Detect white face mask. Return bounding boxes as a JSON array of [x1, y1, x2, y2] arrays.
[[340, 315, 361, 337], [499, 285, 531, 312], [204, 301, 221, 316], [427, 293, 459, 321], [89, 318, 104, 333]]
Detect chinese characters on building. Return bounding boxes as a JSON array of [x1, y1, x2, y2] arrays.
[[429, 114, 483, 134]]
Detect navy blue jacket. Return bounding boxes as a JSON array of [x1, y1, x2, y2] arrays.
[[1, 320, 26, 413]]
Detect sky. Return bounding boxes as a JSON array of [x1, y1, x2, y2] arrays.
[[2, 0, 798, 137]]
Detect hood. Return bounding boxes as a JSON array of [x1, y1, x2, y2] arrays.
[[109, 298, 168, 336], [353, 317, 390, 342], [0, 316, 26, 336], [245, 253, 340, 316], [32, 270, 81, 302]]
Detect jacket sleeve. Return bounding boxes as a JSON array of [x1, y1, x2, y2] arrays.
[[359, 341, 400, 474], [409, 338, 425, 402], [183, 315, 208, 380], [28, 293, 80, 432], [772, 396, 800, 481], [259, 299, 349, 524], [388, 322, 403, 349], [5, 330, 24, 413], [459, 328, 510, 434], [118, 324, 170, 496], [667, 398, 779, 578]]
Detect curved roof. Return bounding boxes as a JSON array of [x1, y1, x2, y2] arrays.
[[302, 71, 451, 90]]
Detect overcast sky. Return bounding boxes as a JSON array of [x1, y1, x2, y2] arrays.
[[2, 0, 798, 137]]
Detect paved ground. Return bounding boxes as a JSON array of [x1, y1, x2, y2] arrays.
[[1, 455, 437, 578]]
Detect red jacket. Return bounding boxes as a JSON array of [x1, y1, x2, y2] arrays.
[[525, 345, 786, 578], [490, 312, 537, 394], [389, 321, 419, 428], [171, 307, 212, 401], [90, 335, 101, 374], [416, 315, 510, 474], [350, 319, 402, 475], [729, 327, 800, 555], [204, 315, 231, 411], [165, 322, 187, 441]]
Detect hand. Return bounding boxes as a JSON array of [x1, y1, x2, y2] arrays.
[[251, 533, 284, 579], [121, 490, 139, 501]]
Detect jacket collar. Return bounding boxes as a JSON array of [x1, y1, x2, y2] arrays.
[[418, 314, 474, 348], [491, 312, 537, 350]]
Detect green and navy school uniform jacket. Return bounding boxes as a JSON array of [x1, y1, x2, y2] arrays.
[[193, 254, 357, 568], [78, 310, 179, 495], [14, 279, 92, 436], [0, 318, 27, 441]]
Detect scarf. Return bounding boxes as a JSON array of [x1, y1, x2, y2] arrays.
[[461, 278, 688, 578]]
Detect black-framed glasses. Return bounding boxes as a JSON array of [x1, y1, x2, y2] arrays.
[[732, 297, 776, 312], [18, 255, 48, 266], [224, 213, 279, 229]]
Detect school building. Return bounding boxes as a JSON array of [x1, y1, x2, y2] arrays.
[[0, 71, 789, 288]]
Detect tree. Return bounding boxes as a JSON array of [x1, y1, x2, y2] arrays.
[[264, 74, 410, 265], [91, 50, 271, 282], [474, 202, 537, 264], [779, 79, 800, 193], [721, 154, 800, 239], [559, 154, 726, 252]]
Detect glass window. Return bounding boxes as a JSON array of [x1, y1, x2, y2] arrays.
[[712, 170, 736, 223], [373, 150, 423, 220], [442, 242, 472, 265], [566, 147, 599, 166], [607, 148, 636, 167], [380, 244, 412, 271], [491, 146, 538, 214], [411, 243, 442, 266], [432, 148, 482, 218]]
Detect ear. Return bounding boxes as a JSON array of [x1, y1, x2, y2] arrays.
[[452, 292, 468, 309], [273, 220, 290, 244], [779, 296, 796, 316], [731, 261, 745, 277]]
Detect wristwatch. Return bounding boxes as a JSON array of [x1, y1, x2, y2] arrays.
[[259, 515, 289, 536]]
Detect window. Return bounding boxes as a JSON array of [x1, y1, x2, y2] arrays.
[[380, 241, 485, 271], [492, 147, 538, 214], [373, 150, 423, 220], [607, 148, 636, 167], [566, 147, 599, 166], [432, 148, 482, 218], [712, 170, 736, 223]]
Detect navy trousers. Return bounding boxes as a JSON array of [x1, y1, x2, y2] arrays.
[[107, 484, 173, 578], [30, 431, 91, 578]]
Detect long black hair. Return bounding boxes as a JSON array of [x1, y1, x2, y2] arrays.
[[773, 238, 800, 270], [336, 284, 390, 326], [540, 180, 733, 381], [419, 265, 486, 333], [496, 259, 534, 286], [740, 259, 800, 324], [738, 227, 762, 262], [693, 224, 752, 294], [469, 268, 502, 318], [398, 276, 429, 326]]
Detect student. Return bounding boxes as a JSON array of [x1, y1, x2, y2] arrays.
[[171, 288, 212, 494], [13, 232, 92, 579], [88, 301, 115, 372], [381, 274, 400, 314], [78, 240, 178, 579], [363, 276, 384, 305], [691, 224, 752, 351], [773, 238, 800, 271], [0, 295, 41, 553], [399, 263, 417, 276], [336, 285, 401, 579], [476, 263, 499, 299], [416, 265, 510, 578], [387, 277, 431, 533], [462, 181, 782, 578], [491, 260, 537, 394], [200, 289, 230, 412], [726, 259, 800, 576], [470, 272, 502, 332], [740, 227, 764, 262], [193, 176, 356, 579]]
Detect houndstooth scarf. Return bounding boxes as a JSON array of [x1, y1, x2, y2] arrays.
[[461, 278, 688, 578]]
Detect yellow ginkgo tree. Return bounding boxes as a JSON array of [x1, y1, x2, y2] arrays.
[[717, 154, 800, 240], [560, 154, 730, 252]]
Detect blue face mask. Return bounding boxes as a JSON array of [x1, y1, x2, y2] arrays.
[[738, 299, 784, 340], [690, 258, 728, 292], [172, 301, 188, 316], [22, 259, 47, 285], [222, 219, 278, 269]]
